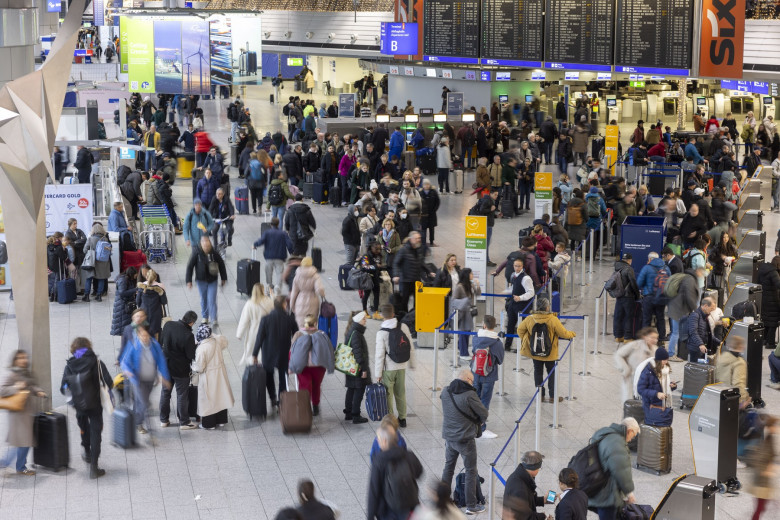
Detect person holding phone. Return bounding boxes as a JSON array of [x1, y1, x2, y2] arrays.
[[552, 468, 588, 519]]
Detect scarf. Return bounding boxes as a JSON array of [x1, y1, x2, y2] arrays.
[[382, 228, 394, 243], [196, 324, 212, 342], [659, 365, 673, 408]]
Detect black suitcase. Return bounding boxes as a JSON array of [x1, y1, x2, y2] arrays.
[[636, 424, 672, 474], [237, 252, 261, 295], [329, 180, 341, 207], [242, 365, 267, 419], [270, 94, 274, 104], [302, 182, 314, 199], [261, 221, 272, 236], [188, 385, 199, 420], [500, 187, 515, 217], [313, 183, 326, 204], [231, 144, 239, 167], [33, 411, 69, 471], [311, 247, 322, 272], [339, 264, 354, 290], [420, 154, 436, 174], [742, 321, 766, 405], [113, 406, 135, 448], [623, 399, 645, 451], [681, 362, 715, 408]]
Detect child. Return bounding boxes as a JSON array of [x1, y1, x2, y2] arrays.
[[548, 242, 571, 292]]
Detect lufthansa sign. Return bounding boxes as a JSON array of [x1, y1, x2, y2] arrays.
[[699, 0, 745, 79]]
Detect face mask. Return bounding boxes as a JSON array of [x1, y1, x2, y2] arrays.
[[354, 211, 359, 217], [400, 214, 407, 220]]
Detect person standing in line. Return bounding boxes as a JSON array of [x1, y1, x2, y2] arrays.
[[436, 137, 453, 194], [343, 311, 371, 424], [182, 198, 214, 252], [554, 468, 589, 519], [611, 253, 640, 343], [440, 368, 489, 515], [289, 256, 325, 329], [192, 324, 234, 430], [451, 268, 481, 360], [342, 204, 362, 266], [288, 315, 335, 416], [284, 193, 317, 256], [253, 217, 293, 294], [159, 311, 198, 430], [501, 257, 535, 353], [471, 315, 504, 439], [419, 179, 441, 247], [636, 348, 676, 427], [253, 295, 299, 412], [185, 236, 228, 327], [375, 303, 416, 428], [135, 268, 167, 339], [81, 222, 111, 303], [392, 231, 435, 313]]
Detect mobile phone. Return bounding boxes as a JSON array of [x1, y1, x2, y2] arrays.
[[546, 490, 557, 504]]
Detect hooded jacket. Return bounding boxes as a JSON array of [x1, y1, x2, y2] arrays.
[[160, 319, 197, 379], [636, 257, 666, 296], [60, 349, 113, 413], [288, 330, 336, 374], [668, 270, 700, 320], [714, 350, 748, 403], [588, 423, 635, 509], [284, 201, 316, 242], [613, 260, 640, 299], [471, 329, 504, 383], [517, 311, 576, 362], [367, 446, 423, 519], [440, 378, 489, 442], [585, 192, 608, 230], [341, 205, 361, 247]]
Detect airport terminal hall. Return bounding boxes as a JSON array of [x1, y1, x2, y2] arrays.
[[2, 0, 780, 519]]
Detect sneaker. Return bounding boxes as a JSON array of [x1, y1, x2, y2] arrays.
[[372, 312, 382, 320], [615, 337, 624, 343], [481, 429, 498, 439], [465, 505, 486, 514], [137, 426, 148, 434], [313, 405, 320, 417], [160, 421, 170, 428], [767, 382, 780, 390], [180, 423, 198, 430], [211, 321, 218, 327], [18, 469, 36, 476], [199, 424, 215, 430], [399, 419, 407, 428], [669, 355, 685, 363], [459, 355, 472, 361], [201, 318, 209, 324]]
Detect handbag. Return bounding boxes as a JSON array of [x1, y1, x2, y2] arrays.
[[334, 332, 360, 376], [97, 358, 115, 414], [320, 300, 336, 319], [125, 300, 138, 315], [347, 268, 374, 291], [446, 389, 482, 439], [0, 390, 30, 412], [469, 305, 478, 317], [81, 249, 96, 269], [161, 304, 172, 328]]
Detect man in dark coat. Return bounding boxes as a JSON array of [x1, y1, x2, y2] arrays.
[[612, 253, 640, 343], [367, 423, 423, 520], [687, 297, 720, 363], [252, 295, 299, 409], [341, 204, 362, 265], [282, 145, 303, 185], [371, 123, 389, 155], [538, 116, 558, 164], [74, 145, 94, 184], [159, 311, 198, 429], [419, 179, 440, 247], [284, 194, 317, 256], [392, 231, 435, 313], [503, 451, 547, 519], [662, 247, 684, 274]]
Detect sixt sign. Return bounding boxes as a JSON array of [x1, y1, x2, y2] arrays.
[[699, 0, 745, 79]]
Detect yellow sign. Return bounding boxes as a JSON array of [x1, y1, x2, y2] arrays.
[[464, 216, 487, 239], [604, 125, 619, 175], [414, 282, 453, 332], [534, 171, 553, 192]]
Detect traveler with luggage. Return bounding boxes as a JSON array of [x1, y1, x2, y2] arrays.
[[375, 303, 416, 428], [436, 137, 453, 194], [237, 283, 273, 367], [636, 347, 676, 427], [191, 324, 233, 430], [81, 222, 112, 303], [451, 268, 481, 359], [47, 233, 70, 301], [284, 194, 316, 256], [253, 217, 293, 294], [135, 268, 167, 339], [341, 204, 362, 266], [159, 310, 198, 430], [182, 198, 214, 250], [289, 256, 325, 329], [503, 450, 547, 519], [1, 350, 46, 475], [745, 415, 778, 520], [65, 217, 88, 265], [120, 325, 172, 435], [208, 187, 235, 248], [666, 268, 704, 361], [367, 423, 423, 519], [392, 231, 436, 313], [517, 297, 576, 403], [185, 236, 228, 327], [440, 368, 489, 515], [586, 419, 640, 520], [252, 295, 299, 412], [288, 315, 335, 416], [343, 311, 371, 424], [714, 336, 749, 404], [614, 327, 659, 402], [111, 267, 138, 337], [686, 297, 721, 363], [636, 252, 668, 340], [471, 315, 504, 439]]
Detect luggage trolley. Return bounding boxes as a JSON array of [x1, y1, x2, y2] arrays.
[[138, 205, 175, 264]]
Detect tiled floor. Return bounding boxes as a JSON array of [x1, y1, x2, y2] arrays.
[[0, 83, 777, 519]]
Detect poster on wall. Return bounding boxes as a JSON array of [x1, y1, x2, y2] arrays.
[[230, 17, 262, 85], [119, 16, 129, 72], [209, 18, 232, 86], [153, 20, 183, 94], [181, 20, 211, 95], [127, 18, 155, 93], [44, 185, 93, 242], [0, 198, 10, 291]]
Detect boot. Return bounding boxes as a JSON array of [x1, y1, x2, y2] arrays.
[[81, 450, 91, 464], [82, 294, 90, 303], [89, 462, 105, 479], [312, 405, 320, 417], [95, 294, 102, 302]]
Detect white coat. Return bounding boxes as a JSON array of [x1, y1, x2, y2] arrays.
[[236, 297, 273, 366], [192, 335, 235, 416]]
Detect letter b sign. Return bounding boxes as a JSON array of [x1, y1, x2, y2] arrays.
[[391, 41, 398, 52]]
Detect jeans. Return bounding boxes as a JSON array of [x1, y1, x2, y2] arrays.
[[641, 297, 666, 339], [266, 366, 288, 404], [361, 281, 380, 313], [249, 187, 263, 212], [84, 276, 106, 296], [265, 258, 285, 291], [271, 205, 286, 223], [667, 318, 680, 357], [533, 359, 556, 397], [132, 379, 155, 428], [473, 378, 495, 410], [382, 369, 407, 420], [76, 409, 104, 460], [464, 151, 473, 169], [458, 331, 470, 357], [344, 244, 358, 265], [197, 280, 218, 322], [614, 297, 636, 340], [441, 439, 478, 508], [769, 352, 780, 383], [230, 121, 238, 142], [543, 142, 554, 164], [597, 506, 618, 520], [437, 167, 450, 192], [211, 220, 234, 246], [297, 366, 326, 405], [421, 223, 435, 245], [518, 182, 531, 210], [159, 376, 192, 424], [1, 446, 30, 472], [345, 385, 366, 416], [145, 149, 156, 171], [558, 156, 568, 176], [196, 151, 208, 168]]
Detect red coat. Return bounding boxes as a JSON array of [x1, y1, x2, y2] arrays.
[[647, 142, 666, 157], [533, 233, 555, 272], [194, 131, 215, 153]]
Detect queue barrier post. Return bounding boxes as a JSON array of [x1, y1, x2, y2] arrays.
[[534, 386, 542, 451], [488, 463, 496, 519], [450, 310, 460, 369], [589, 230, 594, 281], [579, 315, 590, 378], [551, 362, 561, 429], [599, 219, 604, 264], [430, 327, 441, 394], [497, 312, 508, 397]]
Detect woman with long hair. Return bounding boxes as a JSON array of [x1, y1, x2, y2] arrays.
[[451, 268, 481, 359], [343, 311, 371, 424], [237, 283, 274, 366], [637, 348, 677, 427], [135, 268, 167, 338], [433, 253, 461, 291], [412, 481, 466, 520]]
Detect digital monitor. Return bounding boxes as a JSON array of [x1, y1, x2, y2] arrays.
[[607, 99, 617, 107], [764, 97, 773, 105], [498, 95, 508, 104], [426, 68, 437, 77], [433, 113, 447, 122], [406, 130, 414, 142], [461, 113, 476, 122], [495, 72, 511, 81], [464, 70, 476, 81], [419, 108, 434, 116], [375, 114, 390, 123], [525, 95, 534, 103], [404, 114, 419, 122], [696, 97, 706, 106], [480, 71, 491, 81]]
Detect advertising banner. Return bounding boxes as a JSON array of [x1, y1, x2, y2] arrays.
[[119, 16, 129, 72], [44, 185, 93, 242], [230, 17, 262, 85], [699, 0, 745, 79], [534, 171, 553, 219], [181, 20, 211, 95], [464, 216, 487, 297], [339, 93, 356, 118], [127, 18, 155, 93], [154, 20, 183, 94], [446, 92, 464, 116], [620, 216, 666, 275], [604, 125, 619, 175], [0, 198, 10, 291], [209, 18, 232, 86]]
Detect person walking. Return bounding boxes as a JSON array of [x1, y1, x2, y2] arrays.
[[159, 310, 198, 430], [237, 283, 274, 366], [413, 481, 468, 520], [367, 423, 423, 519], [182, 198, 214, 252], [375, 303, 416, 428], [440, 368, 489, 515], [289, 256, 326, 329], [517, 297, 576, 403], [135, 268, 167, 339], [0, 350, 46, 475], [745, 416, 778, 520], [267, 169, 294, 222], [503, 451, 547, 519], [343, 311, 371, 424], [614, 327, 659, 402], [392, 231, 435, 313], [587, 419, 639, 520], [191, 324, 234, 430], [185, 236, 228, 326], [111, 267, 138, 336], [295, 480, 338, 520], [253, 217, 293, 293], [289, 315, 335, 416], [81, 222, 111, 302], [637, 348, 676, 427], [253, 295, 299, 412]]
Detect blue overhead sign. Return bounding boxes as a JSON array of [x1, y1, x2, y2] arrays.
[[424, 55, 480, 65], [482, 58, 542, 68], [720, 80, 769, 95], [47, 0, 61, 12], [616, 65, 689, 76], [545, 62, 612, 72], [380, 22, 418, 55]]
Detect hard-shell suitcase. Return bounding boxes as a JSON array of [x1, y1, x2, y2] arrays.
[[280, 376, 312, 434], [681, 362, 715, 409], [636, 424, 672, 474], [329, 180, 341, 207], [242, 365, 267, 419], [33, 411, 69, 471], [236, 250, 261, 295], [500, 188, 515, 218], [551, 291, 561, 313], [623, 399, 645, 451], [57, 277, 77, 304], [404, 150, 416, 171], [453, 169, 464, 193], [302, 182, 314, 199], [261, 222, 272, 236], [234, 186, 249, 215], [112, 406, 135, 449], [313, 183, 326, 204], [365, 383, 389, 421], [339, 264, 354, 290], [231, 144, 239, 167], [311, 247, 322, 272], [318, 315, 338, 348], [420, 154, 436, 174]]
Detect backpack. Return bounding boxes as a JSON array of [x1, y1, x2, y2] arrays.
[[382, 322, 411, 363], [732, 300, 757, 320], [227, 103, 236, 122], [683, 250, 704, 270], [95, 237, 112, 262], [453, 470, 485, 507], [652, 265, 671, 299], [587, 196, 601, 218], [66, 364, 100, 412], [119, 230, 136, 252], [267, 183, 284, 206], [604, 269, 626, 298], [567, 440, 608, 498], [663, 272, 690, 298], [116, 165, 131, 186], [282, 104, 291, 117], [384, 456, 419, 512], [467, 201, 481, 216], [567, 202, 584, 226], [463, 128, 476, 149], [471, 347, 493, 376], [530, 321, 552, 357]]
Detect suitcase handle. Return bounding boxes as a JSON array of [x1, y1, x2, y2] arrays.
[[286, 373, 299, 392]]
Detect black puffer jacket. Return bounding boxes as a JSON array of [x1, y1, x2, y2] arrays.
[[344, 322, 371, 388], [758, 262, 780, 327], [392, 241, 430, 283], [110, 273, 137, 336], [419, 188, 440, 228], [47, 242, 68, 275], [160, 319, 197, 378], [341, 209, 361, 247]]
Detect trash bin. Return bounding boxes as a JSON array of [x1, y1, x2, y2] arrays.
[[177, 152, 194, 179]]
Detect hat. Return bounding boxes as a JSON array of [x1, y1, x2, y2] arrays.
[[163, 152, 170, 158], [622, 253, 632, 260], [196, 324, 212, 343], [694, 187, 705, 195], [589, 186, 599, 194], [369, 180, 378, 190], [193, 198, 203, 205], [655, 348, 670, 361], [521, 451, 544, 471], [687, 179, 697, 186], [352, 311, 367, 324]]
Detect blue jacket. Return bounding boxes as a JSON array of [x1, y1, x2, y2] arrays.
[[107, 209, 128, 232], [585, 193, 608, 230], [202, 152, 224, 178], [687, 307, 714, 362], [684, 142, 704, 164], [178, 130, 195, 152], [471, 330, 505, 383], [369, 433, 407, 464], [183, 207, 214, 245], [120, 336, 171, 382], [196, 174, 221, 208], [388, 130, 405, 159], [253, 227, 293, 260], [636, 258, 666, 296], [637, 362, 664, 410]]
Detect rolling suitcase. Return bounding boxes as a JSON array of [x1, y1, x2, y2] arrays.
[[500, 187, 515, 218], [338, 264, 353, 290], [33, 411, 69, 471], [404, 150, 416, 171], [311, 247, 322, 272], [242, 365, 267, 419], [245, 51, 257, 74], [302, 182, 314, 199], [551, 291, 561, 313], [365, 383, 389, 421], [280, 376, 312, 434], [313, 183, 326, 204], [234, 186, 249, 215], [453, 169, 464, 194], [112, 406, 135, 448], [261, 221, 272, 236], [681, 362, 715, 409], [420, 153, 436, 174], [236, 250, 261, 295], [636, 424, 672, 474], [188, 384, 199, 421], [57, 277, 77, 304], [329, 179, 341, 207], [623, 399, 645, 451]]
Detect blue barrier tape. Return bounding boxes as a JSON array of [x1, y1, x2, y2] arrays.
[[491, 387, 540, 464], [492, 466, 506, 486]]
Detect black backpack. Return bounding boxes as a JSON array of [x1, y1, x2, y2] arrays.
[[267, 183, 284, 206], [453, 469, 485, 507], [567, 441, 608, 498], [67, 364, 100, 412], [732, 301, 757, 320], [530, 321, 552, 357], [282, 104, 291, 116], [383, 322, 411, 363], [384, 456, 419, 512], [117, 165, 131, 186], [467, 200, 482, 216]]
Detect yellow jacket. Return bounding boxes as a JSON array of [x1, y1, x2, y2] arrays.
[[517, 311, 576, 362], [144, 131, 160, 151]]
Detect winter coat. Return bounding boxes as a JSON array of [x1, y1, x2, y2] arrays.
[[393, 242, 430, 283], [120, 336, 171, 382], [182, 208, 214, 245], [135, 282, 167, 337], [82, 232, 111, 280], [60, 349, 112, 414], [503, 464, 546, 520], [193, 335, 234, 417], [679, 213, 708, 244], [451, 282, 481, 333], [613, 260, 640, 300], [344, 322, 371, 388], [614, 339, 656, 380], [746, 434, 777, 500], [1, 367, 43, 447], [296, 500, 337, 520], [254, 308, 299, 369], [436, 144, 453, 169], [236, 297, 273, 366], [367, 446, 423, 519], [74, 147, 93, 182], [584, 193, 608, 230], [341, 209, 361, 247], [110, 273, 137, 336], [637, 361, 667, 410], [375, 317, 416, 374], [757, 262, 780, 328], [196, 174, 221, 208], [517, 311, 576, 362], [566, 197, 588, 242], [714, 350, 748, 403], [289, 265, 325, 328], [419, 188, 440, 228], [185, 247, 227, 284], [588, 423, 635, 509], [433, 266, 462, 292], [284, 202, 317, 242], [160, 319, 197, 379], [266, 178, 294, 209], [667, 270, 700, 320], [572, 125, 589, 153], [253, 227, 293, 260], [636, 258, 666, 296], [687, 307, 716, 362], [440, 379, 489, 442], [289, 330, 336, 374]]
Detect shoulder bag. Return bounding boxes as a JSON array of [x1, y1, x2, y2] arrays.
[[81, 248, 96, 269], [446, 389, 482, 438], [0, 389, 30, 412], [96, 358, 115, 414]]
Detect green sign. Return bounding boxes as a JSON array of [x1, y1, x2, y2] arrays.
[[287, 57, 303, 66], [127, 17, 155, 93], [630, 81, 645, 88], [119, 16, 129, 73]]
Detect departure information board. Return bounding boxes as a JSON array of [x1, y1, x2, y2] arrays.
[[544, 0, 614, 69], [615, 0, 693, 74], [423, 0, 480, 64], [480, 0, 544, 67]]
